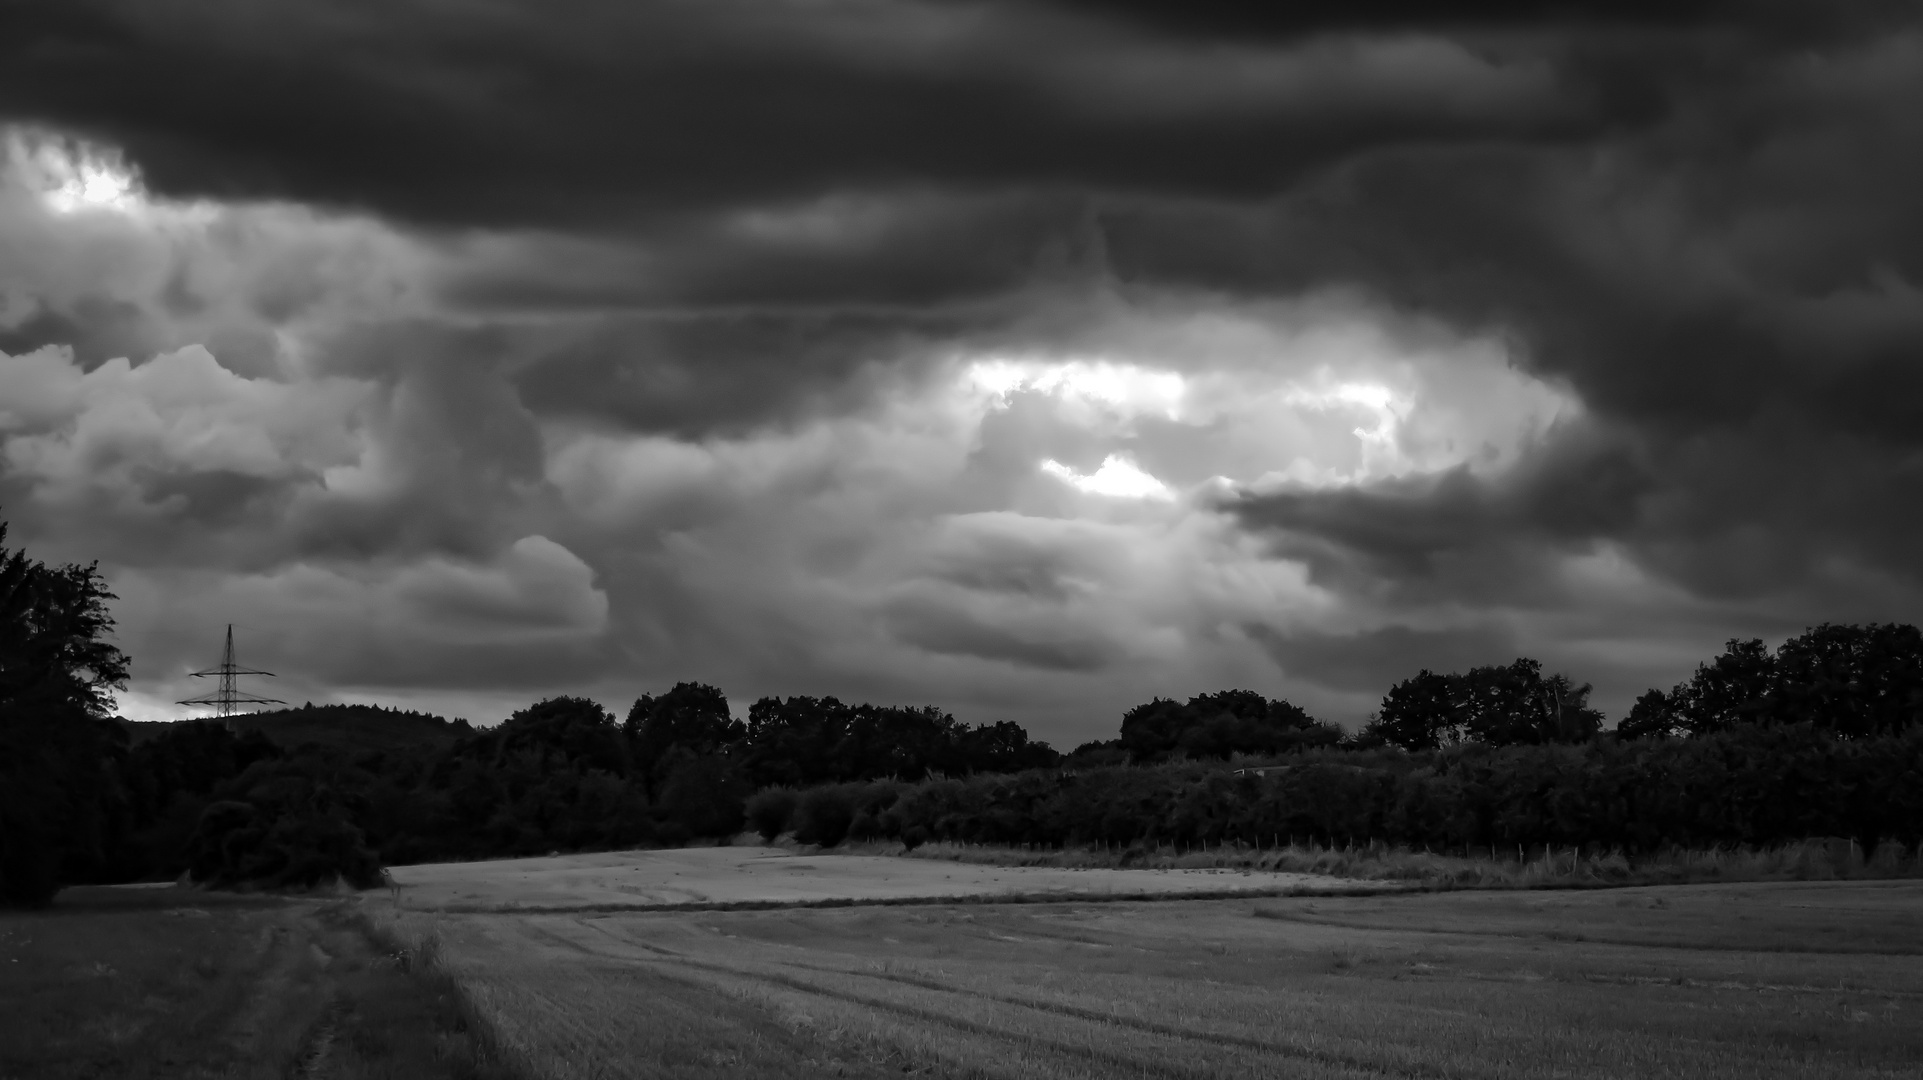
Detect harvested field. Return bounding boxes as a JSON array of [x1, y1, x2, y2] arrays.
[[372, 865, 1923, 1079], [386, 845, 1389, 912]]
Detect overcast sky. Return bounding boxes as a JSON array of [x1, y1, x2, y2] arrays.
[[2, 0, 1919, 742]]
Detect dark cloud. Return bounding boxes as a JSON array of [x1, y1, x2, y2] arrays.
[[506, 311, 966, 438], [1042, 0, 1919, 61], [2, 0, 1921, 735], [0, 297, 156, 366], [1246, 622, 1520, 694], [1, 0, 1656, 232], [1225, 423, 1650, 588]]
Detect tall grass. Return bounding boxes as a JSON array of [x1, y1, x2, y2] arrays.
[[846, 835, 1923, 891]]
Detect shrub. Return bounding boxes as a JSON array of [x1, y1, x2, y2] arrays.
[[792, 786, 856, 848], [746, 787, 798, 842]]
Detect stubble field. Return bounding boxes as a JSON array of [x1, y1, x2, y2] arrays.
[[371, 853, 1923, 1080]]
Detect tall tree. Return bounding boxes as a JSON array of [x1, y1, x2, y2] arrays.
[[1616, 688, 1683, 740], [624, 683, 742, 799], [0, 522, 132, 906], [1770, 623, 1923, 736], [1639, 625, 1923, 738], [1667, 638, 1777, 735], [1458, 660, 1604, 745], [1367, 660, 1602, 751], [1364, 670, 1461, 751], [1120, 689, 1339, 762]]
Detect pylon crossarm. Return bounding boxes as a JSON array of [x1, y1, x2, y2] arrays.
[[178, 693, 285, 705], [178, 625, 281, 720]]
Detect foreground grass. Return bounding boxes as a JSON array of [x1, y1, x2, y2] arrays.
[[389, 878, 1923, 1079], [852, 835, 1923, 891], [0, 884, 520, 1080]]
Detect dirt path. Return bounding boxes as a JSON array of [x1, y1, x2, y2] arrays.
[[385, 845, 1387, 912]]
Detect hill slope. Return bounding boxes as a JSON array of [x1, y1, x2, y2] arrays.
[[121, 704, 474, 754]]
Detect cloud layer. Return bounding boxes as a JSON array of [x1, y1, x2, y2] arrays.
[[1, 0, 1919, 741]]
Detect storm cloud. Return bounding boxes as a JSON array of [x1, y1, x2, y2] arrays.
[[1, 0, 1918, 741]]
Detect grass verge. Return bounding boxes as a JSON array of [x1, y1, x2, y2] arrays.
[[848, 835, 1923, 890], [0, 885, 526, 1080]]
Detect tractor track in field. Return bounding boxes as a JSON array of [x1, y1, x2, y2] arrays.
[[512, 915, 1456, 1080], [1247, 909, 1923, 955]]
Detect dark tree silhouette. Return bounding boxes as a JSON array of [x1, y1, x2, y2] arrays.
[[625, 683, 742, 798], [1456, 660, 1604, 745], [1366, 660, 1602, 752], [0, 522, 131, 906], [736, 696, 1057, 786], [489, 696, 630, 775], [1667, 638, 1777, 734], [1617, 688, 1683, 740], [1364, 669, 1459, 751], [1119, 690, 1340, 762], [1770, 623, 1923, 736], [1629, 625, 1923, 738]]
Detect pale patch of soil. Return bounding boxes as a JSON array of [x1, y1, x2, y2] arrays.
[[383, 845, 1386, 912]]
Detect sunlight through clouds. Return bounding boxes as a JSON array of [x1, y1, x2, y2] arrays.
[[1041, 454, 1174, 500], [4, 128, 145, 215], [963, 355, 1186, 420], [949, 301, 1580, 506]]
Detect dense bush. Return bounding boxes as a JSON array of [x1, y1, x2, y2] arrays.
[[792, 786, 857, 848], [746, 787, 798, 842]]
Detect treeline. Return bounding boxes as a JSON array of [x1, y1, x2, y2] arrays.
[[745, 722, 1923, 858], [1, 519, 1067, 904], [78, 688, 1063, 895], [1619, 623, 1923, 739], [1355, 626, 1923, 752], [738, 626, 1923, 860], [10, 511, 1923, 905]]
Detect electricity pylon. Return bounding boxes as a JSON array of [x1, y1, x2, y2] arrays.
[[179, 624, 284, 725]]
